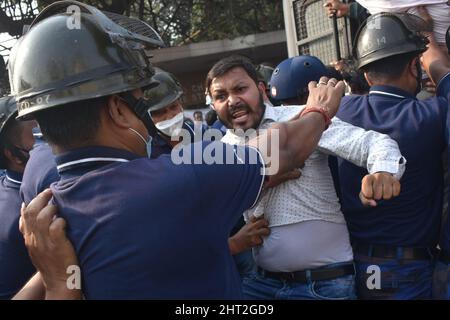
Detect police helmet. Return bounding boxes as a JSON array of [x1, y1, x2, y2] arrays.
[[353, 12, 430, 69], [269, 55, 327, 101], [144, 68, 183, 112], [0, 96, 18, 168], [0, 96, 17, 138], [255, 64, 275, 86], [9, 0, 164, 125]]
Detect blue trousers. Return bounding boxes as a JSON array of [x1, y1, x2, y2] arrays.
[[432, 260, 450, 299], [242, 262, 356, 300], [354, 254, 434, 300]]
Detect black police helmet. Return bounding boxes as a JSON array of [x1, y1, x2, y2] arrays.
[[144, 68, 184, 113], [0, 96, 18, 168], [9, 1, 164, 120], [353, 12, 430, 69], [0, 96, 17, 138]]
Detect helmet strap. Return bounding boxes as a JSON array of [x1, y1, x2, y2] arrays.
[[6, 144, 29, 165], [119, 92, 158, 137]]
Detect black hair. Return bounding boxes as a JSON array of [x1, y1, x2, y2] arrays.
[[205, 109, 217, 126], [362, 52, 418, 82], [205, 55, 259, 95], [34, 96, 107, 150]]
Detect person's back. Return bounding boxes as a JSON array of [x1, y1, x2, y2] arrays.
[[20, 142, 59, 204], [334, 12, 450, 299], [337, 90, 446, 247], [51, 144, 263, 299]]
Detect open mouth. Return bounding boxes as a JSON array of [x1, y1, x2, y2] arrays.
[[231, 109, 249, 124]]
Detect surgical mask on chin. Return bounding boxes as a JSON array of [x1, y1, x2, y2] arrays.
[[129, 128, 152, 158], [155, 112, 184, 137]]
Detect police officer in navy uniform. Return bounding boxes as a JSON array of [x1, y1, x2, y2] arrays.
[[11, 1, 345, 299], [334, 12, 450, 299], [144, 68, 199, 159], [269, 55, 328, 106], [433, 24, 450, 300], [20, 139, 59, 205], [0, 96, 36, 299]]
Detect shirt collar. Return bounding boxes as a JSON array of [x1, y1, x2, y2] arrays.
[[260, 103, 278, 125], [369, 85, 416, 100], [5, 170, 23, 187], [55, 146, 142, 175]]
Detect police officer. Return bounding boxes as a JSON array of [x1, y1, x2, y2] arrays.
[[20, 135, 59, 205], [433, 24, 450, 300], [269, 55, 327, 105], [255, 64, 275, 106], [334, 12, 450, 299], [0, 96, 36, 299], [12, 1, 344, 299], [144, 68, 198, 158]]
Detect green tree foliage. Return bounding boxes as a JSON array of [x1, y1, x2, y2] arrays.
[[1, 0, 283, 46]]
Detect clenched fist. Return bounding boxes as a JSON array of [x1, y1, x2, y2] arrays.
[[359, 172, 401, 207]]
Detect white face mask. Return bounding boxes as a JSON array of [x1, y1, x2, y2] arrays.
[[129, 128, 152, 158], [155, 112, 184, 137]]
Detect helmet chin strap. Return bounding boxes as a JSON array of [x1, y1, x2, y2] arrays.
[[119, 92, 158, 137], [7, 144, 29, 165]]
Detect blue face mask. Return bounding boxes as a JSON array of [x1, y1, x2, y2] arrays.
[[129, 128, 152, 158]]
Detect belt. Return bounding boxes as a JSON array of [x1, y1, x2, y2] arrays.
[[438, 250, 450, 264], [257, 264, 355, 283], [353, 243, 437, 260]]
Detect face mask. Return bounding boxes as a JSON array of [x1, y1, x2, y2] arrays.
[[129, 128, 152, 158], [155, 112, 184, 137]]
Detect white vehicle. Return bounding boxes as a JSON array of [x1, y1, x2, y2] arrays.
[[282, 0, 356, 63]]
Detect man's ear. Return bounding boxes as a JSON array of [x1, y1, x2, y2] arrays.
[[364, 72, 373, 86], [257, 81, 266, 96], [409, 57, 420, 78], [106, 95, 135, 129]]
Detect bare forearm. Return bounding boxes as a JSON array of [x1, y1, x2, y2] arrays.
[[283, 112, 327, 169], [251, 112, 326, 175], [423, 35, 450, 84], [12, 272, 82, 300], [228, 237, 243, 255], [45, 286, 82, 300], [12, 273, 46, 300]]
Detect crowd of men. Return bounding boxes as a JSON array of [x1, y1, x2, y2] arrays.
[[1, 0, 450, 300]]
